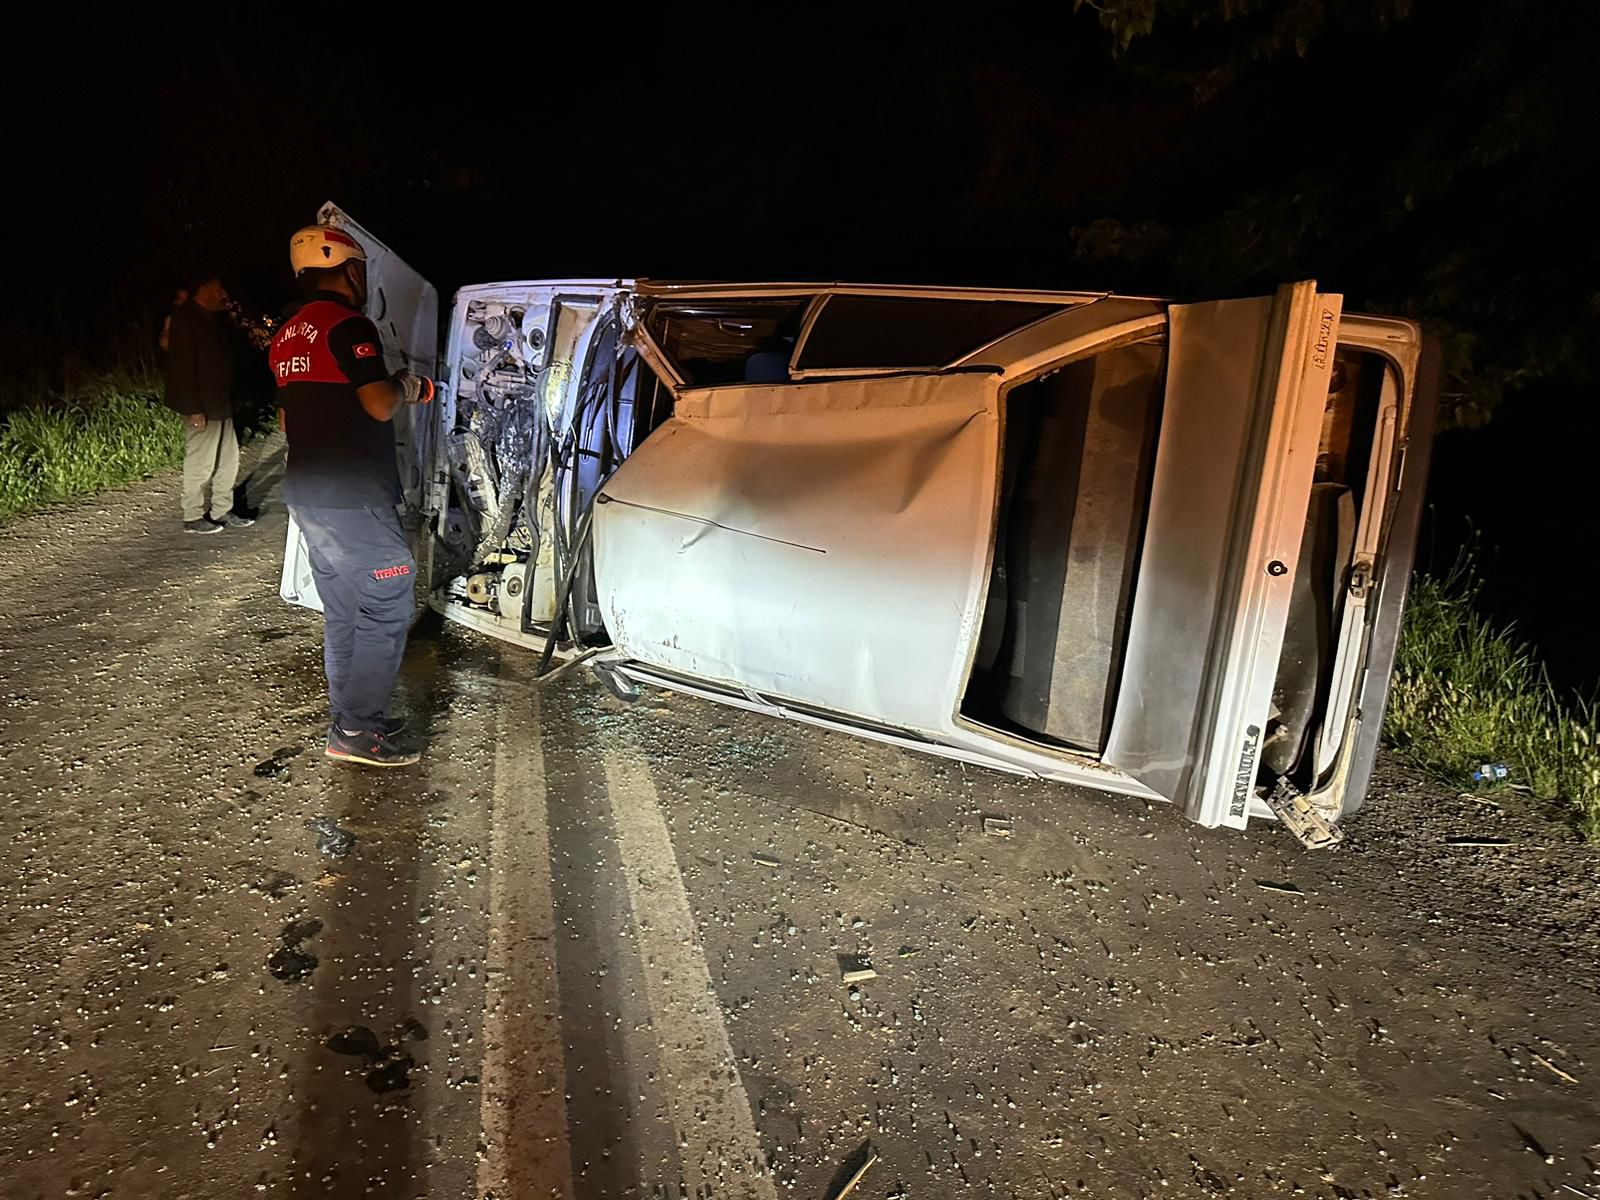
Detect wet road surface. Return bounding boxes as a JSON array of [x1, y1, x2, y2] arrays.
[[2, 476, 1598, 1199]]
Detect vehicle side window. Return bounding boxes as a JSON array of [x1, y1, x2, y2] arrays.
[[646, 299, 812, 386], [795, 296, 1066, 371]]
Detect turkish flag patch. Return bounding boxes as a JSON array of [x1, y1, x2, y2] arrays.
[[353, 342, 378, 358]]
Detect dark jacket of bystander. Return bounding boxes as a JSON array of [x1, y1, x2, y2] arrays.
[[164, 300, 235, 420]]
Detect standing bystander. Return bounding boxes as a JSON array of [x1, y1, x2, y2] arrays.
[[163, 275, 253, 534]]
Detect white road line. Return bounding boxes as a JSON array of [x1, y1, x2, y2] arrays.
[[600, 745, 778, 1200], [477, 684, 573, 1200]]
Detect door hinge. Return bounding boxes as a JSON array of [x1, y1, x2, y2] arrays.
[[1348, 558, 1374, 601], [1266, 778, 1344, 850]]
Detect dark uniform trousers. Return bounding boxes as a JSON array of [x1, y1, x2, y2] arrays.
[[291, 504, 415, 731]]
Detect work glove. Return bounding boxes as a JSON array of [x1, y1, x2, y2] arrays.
[[394, 371, 435, 406]]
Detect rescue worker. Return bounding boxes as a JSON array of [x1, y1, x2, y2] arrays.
[[268, 226, 433, 767]]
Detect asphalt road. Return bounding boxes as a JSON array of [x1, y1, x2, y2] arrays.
[[2, 473, 1597, 1200]]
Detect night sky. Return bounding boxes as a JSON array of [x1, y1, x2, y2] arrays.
[[6, 4, 1598, 684]]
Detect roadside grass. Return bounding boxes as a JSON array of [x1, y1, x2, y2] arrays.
[[0, 378, 183, 522], [1386, 554, 1600, 842]]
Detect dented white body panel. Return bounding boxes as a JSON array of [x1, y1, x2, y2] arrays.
[[595, 374, 998, 732], [278, 206, 1438, 837]]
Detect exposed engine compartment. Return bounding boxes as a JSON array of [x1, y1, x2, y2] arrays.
[[431, 288, 667, 653]]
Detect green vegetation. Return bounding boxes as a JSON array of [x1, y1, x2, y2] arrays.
[[0, 378, 183, 522], [1386, 555, 1600, 841]]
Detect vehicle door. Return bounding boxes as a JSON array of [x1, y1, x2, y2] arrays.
[[1094, 282, 1343, 828]]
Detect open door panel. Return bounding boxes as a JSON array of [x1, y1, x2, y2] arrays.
[[1103, 282, 1342, 828]]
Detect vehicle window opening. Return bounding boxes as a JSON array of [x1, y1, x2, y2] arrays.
[[646, 299, 811, 386], [961, 342, 1167, 753], [796, 295, 1067, 372], [1260, 347, 1391, 790]]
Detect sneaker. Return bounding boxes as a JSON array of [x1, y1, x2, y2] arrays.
[[215, 510, 255, 528], [325, 725, 421, 768], [183, 518, 223, 535], [375, 714, 409, 737]]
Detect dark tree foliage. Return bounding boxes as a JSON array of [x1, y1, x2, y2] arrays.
[[1079, 0, 1415, 62], [4, 4, 1594, 431], [1069, 0, 1599, 426]]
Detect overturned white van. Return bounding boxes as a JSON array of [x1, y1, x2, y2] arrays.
[[282, 204, 1438, 846]]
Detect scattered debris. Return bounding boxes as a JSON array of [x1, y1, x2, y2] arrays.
[[1531, 1053, 1579, 1085], [751, 851, 782, 867], [897, 945, 923, 959], [1472, 762, 1510, 783], [981, 815, 1014, 838], [1513, 1123, 1555, 1165], [1255, 880, 1305, 896], [825, 1141, 881, 1200], [250, 870, 300, 900], [1266, 778, 1344, 849], [839, 954, 877, 985], [1444, 835, 1511, 847], [307, 816, 356, 857]]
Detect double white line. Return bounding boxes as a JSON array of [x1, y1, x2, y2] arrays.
[[476, 686, 776, 1200]]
